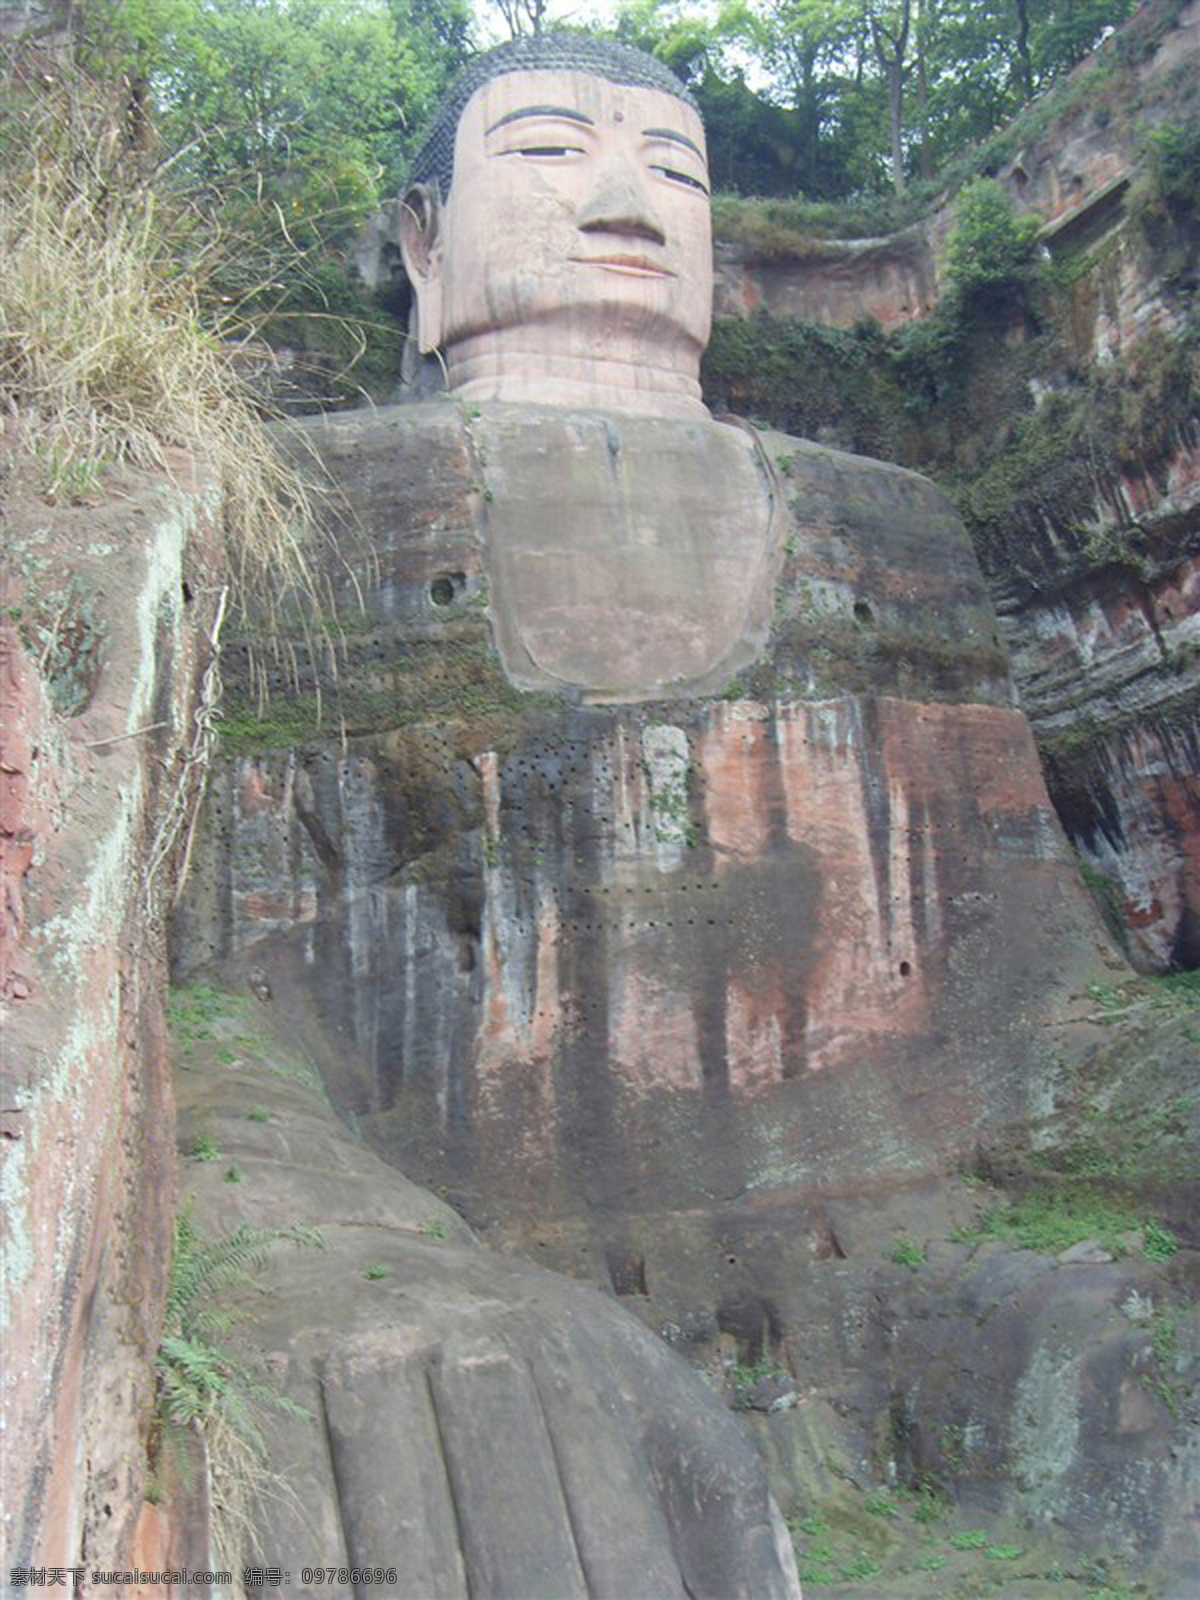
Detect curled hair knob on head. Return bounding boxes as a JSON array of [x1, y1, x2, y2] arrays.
[[407, 33, 700, 201]]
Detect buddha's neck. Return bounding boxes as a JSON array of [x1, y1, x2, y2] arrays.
[[442, 331, 710, 421]]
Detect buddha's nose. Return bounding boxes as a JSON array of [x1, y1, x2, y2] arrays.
[[577, 166, 666, 246]]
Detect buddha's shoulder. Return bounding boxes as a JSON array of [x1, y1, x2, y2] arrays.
[[272, 403, 960, 537], [753, 425, 955, 514]]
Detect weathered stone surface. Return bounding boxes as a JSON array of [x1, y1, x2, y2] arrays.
[[172, 1021, 803, 1600], [474, 409, 777, 698], [998, 436, 1200, 969], [176, 400, 1101, 1251], [713, 231, 938, 331], [701, 2, 1200, 973], [879, 1244, 1200, 1583], [1, 475, 220, 1577], [169, 392, 1200, 1587], [0, 0, 74, 45], [401, 53, 714, 419]]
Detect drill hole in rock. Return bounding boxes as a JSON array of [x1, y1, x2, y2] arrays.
[[429, 572, 466, 607]]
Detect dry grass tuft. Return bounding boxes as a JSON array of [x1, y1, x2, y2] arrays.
[[0, 51, 330, 645]]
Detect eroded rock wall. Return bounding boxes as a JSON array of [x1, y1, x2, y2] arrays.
[[703, 0, 1200, 970], [1, 478, 218, 1577], [175, 401, 1102, 1265], [172, 401, 1199, 1583], [166, 1003, 804, 1600]]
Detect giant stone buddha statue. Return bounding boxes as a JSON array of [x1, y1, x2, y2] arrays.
[[177, 35, 1108, 1592], [398, 35, 780, 702]]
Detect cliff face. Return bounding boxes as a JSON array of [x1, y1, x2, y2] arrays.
[[176, 405, 1091, 1231], [186, 696, 1083, 1224], [712, 1, 1199, 333], [1, 473, 220, 1577], [170, 399, 1199, 1584], [704, 0, 1200, 972]]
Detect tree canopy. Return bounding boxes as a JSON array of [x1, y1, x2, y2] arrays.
[[615, 0, 1139, 200], [73, 0, 1143, 224]]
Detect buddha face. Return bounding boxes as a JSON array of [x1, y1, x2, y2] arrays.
[[401, 69, 713, 384]]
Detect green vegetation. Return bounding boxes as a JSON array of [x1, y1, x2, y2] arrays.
[[625, 0, 1141, 208], [0, 57, 331, 644], [1145, 1303, 1193, 1418], [891, 1237, 926, 1269], [1012, 972, 1199, 1188], [785, 1485, 1114, 1592], [189, 1134, 220, 1162], [1128, 109, 1200, 285], [731, 1356, 790, 1410], [168, 981, 328, 1093], [911, 1484, 948, 1525], [72, 0, 468, 399], [362, 1262, 392, 1280], [1143, 1221, 1179, 1263], [419, 1217, 448, 1240], [795, 1537, 883, 1587], [169, 984, 251, 1052], [218, 632, 563, 752], [943, 179, 1043, 306], [951, 329, 1197, 587], [154, 1203, 320, 1567], [704, 105, 1197, 608], [953, 1184, 1181, 1261], [864, 1490, 901, 1519], [948, 1530, 990, 1550], [703, 316, 905, 458]]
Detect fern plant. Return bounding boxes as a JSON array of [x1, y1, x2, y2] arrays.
[[153, 1203, 321, 1565], [157, 1204, 319, 1436]]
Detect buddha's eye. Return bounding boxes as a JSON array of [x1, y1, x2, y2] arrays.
[[509, 145, 583, 158], [650, 164, 708, 194]]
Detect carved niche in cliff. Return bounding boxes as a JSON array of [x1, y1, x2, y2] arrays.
[[183, 36, 1106, 1272]]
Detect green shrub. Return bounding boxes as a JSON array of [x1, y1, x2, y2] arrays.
[[891, 1237, 925, 1269], [1134, 115, 1200, 228], [864, 1490, 900, 1519], [1143, 1221, 1179, 1262], [948, 1529, 989, 1550], [943, 179, 1042, 310]]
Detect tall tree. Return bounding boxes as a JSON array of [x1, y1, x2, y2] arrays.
[[865, 0, 911, 195], [914, 0, 935, 180], [1013, 0, 1033, 100], [726, 0, 861, 195], [485, 0, 548, 39]]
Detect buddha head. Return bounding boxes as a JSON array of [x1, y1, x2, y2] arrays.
[[400, 35, 713, 417]]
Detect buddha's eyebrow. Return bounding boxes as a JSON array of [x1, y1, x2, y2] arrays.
[[643, 126, 705, 160], [486, 106, 595, 134]]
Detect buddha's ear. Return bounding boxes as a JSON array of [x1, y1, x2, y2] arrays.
[[399, 183, 445, 354]]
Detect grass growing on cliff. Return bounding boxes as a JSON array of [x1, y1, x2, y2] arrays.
[[0, 54, 328, 645], [953, 1185, 1179, 1260]]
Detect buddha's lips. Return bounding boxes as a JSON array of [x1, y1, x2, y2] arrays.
[[569, 254, 676, 278]]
